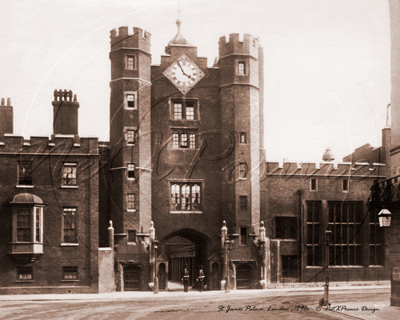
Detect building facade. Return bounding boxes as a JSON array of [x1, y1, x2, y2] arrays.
[[0, 20, 392, 294], [263, 160, 389, 285], [101, 21, 267, 291], [0, 92, 108, 294]]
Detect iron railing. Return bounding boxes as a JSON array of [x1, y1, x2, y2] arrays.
[[268, 267, 390, 288], [368, 175, 400, 208]]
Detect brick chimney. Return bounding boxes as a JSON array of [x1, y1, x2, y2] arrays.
[[52, 89, 79, 135], [0, 97, 13, 137]]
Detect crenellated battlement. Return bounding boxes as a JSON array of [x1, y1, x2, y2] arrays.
[[110, 26, 151, 53], [264, 161, 386, 178], [219, 33, 259, 59], [0, 134, 99, 155]]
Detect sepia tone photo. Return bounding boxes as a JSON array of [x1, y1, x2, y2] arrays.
[[0, 0, 399, 319]]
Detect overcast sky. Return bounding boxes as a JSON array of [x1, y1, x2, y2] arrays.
[[0, 0, 390, 163]]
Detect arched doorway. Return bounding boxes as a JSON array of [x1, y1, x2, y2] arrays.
[[211, 262, 220, 290], [124, 265, 141, 291], [236, 264, 252, 289], [158, 263, 166, 290], [163, 229, 209, 289]]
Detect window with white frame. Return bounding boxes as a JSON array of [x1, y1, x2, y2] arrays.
[[170, 182, 202, 212], [126, 130, 136, 145], [16, 208, 31, 242], [127, 193, 135, 211], [35, 207, 41, 242], [63, 208, 77, 243], [171, 100, 198, 120], [307, 201, 321, 266], [238, 61, 246, 75], [369, 209, 384, 266], [127, 164, 135, 180], [239, 132, 247, 144], [13, 206, 43, 243], [63, 266, 78, 280], [17, 267, 33, 280], [171, 130, 197, 149], [239, 163, 247, 179], [124, 92, 137, 109], [328, 201, 362, 266], [62, 163, 77, 186], [125, 55, 136, 70], [18, 162, 33, 185]]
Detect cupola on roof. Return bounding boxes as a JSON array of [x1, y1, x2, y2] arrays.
[[322, 148, 335, 162], [165, 19, 192, 54]]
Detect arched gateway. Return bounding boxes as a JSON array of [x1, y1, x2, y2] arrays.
[[162, 229, 210, 288]]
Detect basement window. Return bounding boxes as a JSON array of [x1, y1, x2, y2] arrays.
[[63, 266, 78, 280], [17, 267, 33, 281]]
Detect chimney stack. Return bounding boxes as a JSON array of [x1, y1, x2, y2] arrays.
[[0, 97, 13, 137], [52, 89, 79, 135]]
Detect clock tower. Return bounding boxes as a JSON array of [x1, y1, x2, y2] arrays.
[[108, 21, 265, 291]]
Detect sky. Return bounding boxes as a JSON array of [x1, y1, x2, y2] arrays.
[[0, 0, 391, 163]]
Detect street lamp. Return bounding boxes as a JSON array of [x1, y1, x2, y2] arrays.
[[378, 207, 392, 227], [323, 227, 333, 306], [153, 240, 159, 294]]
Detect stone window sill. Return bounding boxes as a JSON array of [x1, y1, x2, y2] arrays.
[[170, 211, 202, 214], [61, 280, 79, 282]]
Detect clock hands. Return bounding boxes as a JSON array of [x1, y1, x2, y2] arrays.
[[177, 61, 192, 79]]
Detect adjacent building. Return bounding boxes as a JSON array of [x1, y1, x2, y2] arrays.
[[0, 92, 108, 294]]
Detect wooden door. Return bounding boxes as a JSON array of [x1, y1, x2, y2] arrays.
[[124, 266, 140, 291]]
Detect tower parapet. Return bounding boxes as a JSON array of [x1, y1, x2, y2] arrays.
[[219, 34, 259, 59], [110, 27, 151, 53]]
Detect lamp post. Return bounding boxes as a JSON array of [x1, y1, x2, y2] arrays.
[[225, 239, 231, 293], [153, 240, 159, 294], [323, 227, 333, 306]]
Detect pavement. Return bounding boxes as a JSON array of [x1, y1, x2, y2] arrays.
[[0, 284, 398, 320]]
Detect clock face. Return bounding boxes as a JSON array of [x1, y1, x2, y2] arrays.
[[163, 54, 205, 95]]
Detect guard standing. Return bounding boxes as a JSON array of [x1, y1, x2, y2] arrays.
[[183, 264, 189, 292], [198, 265, 205, 292]]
